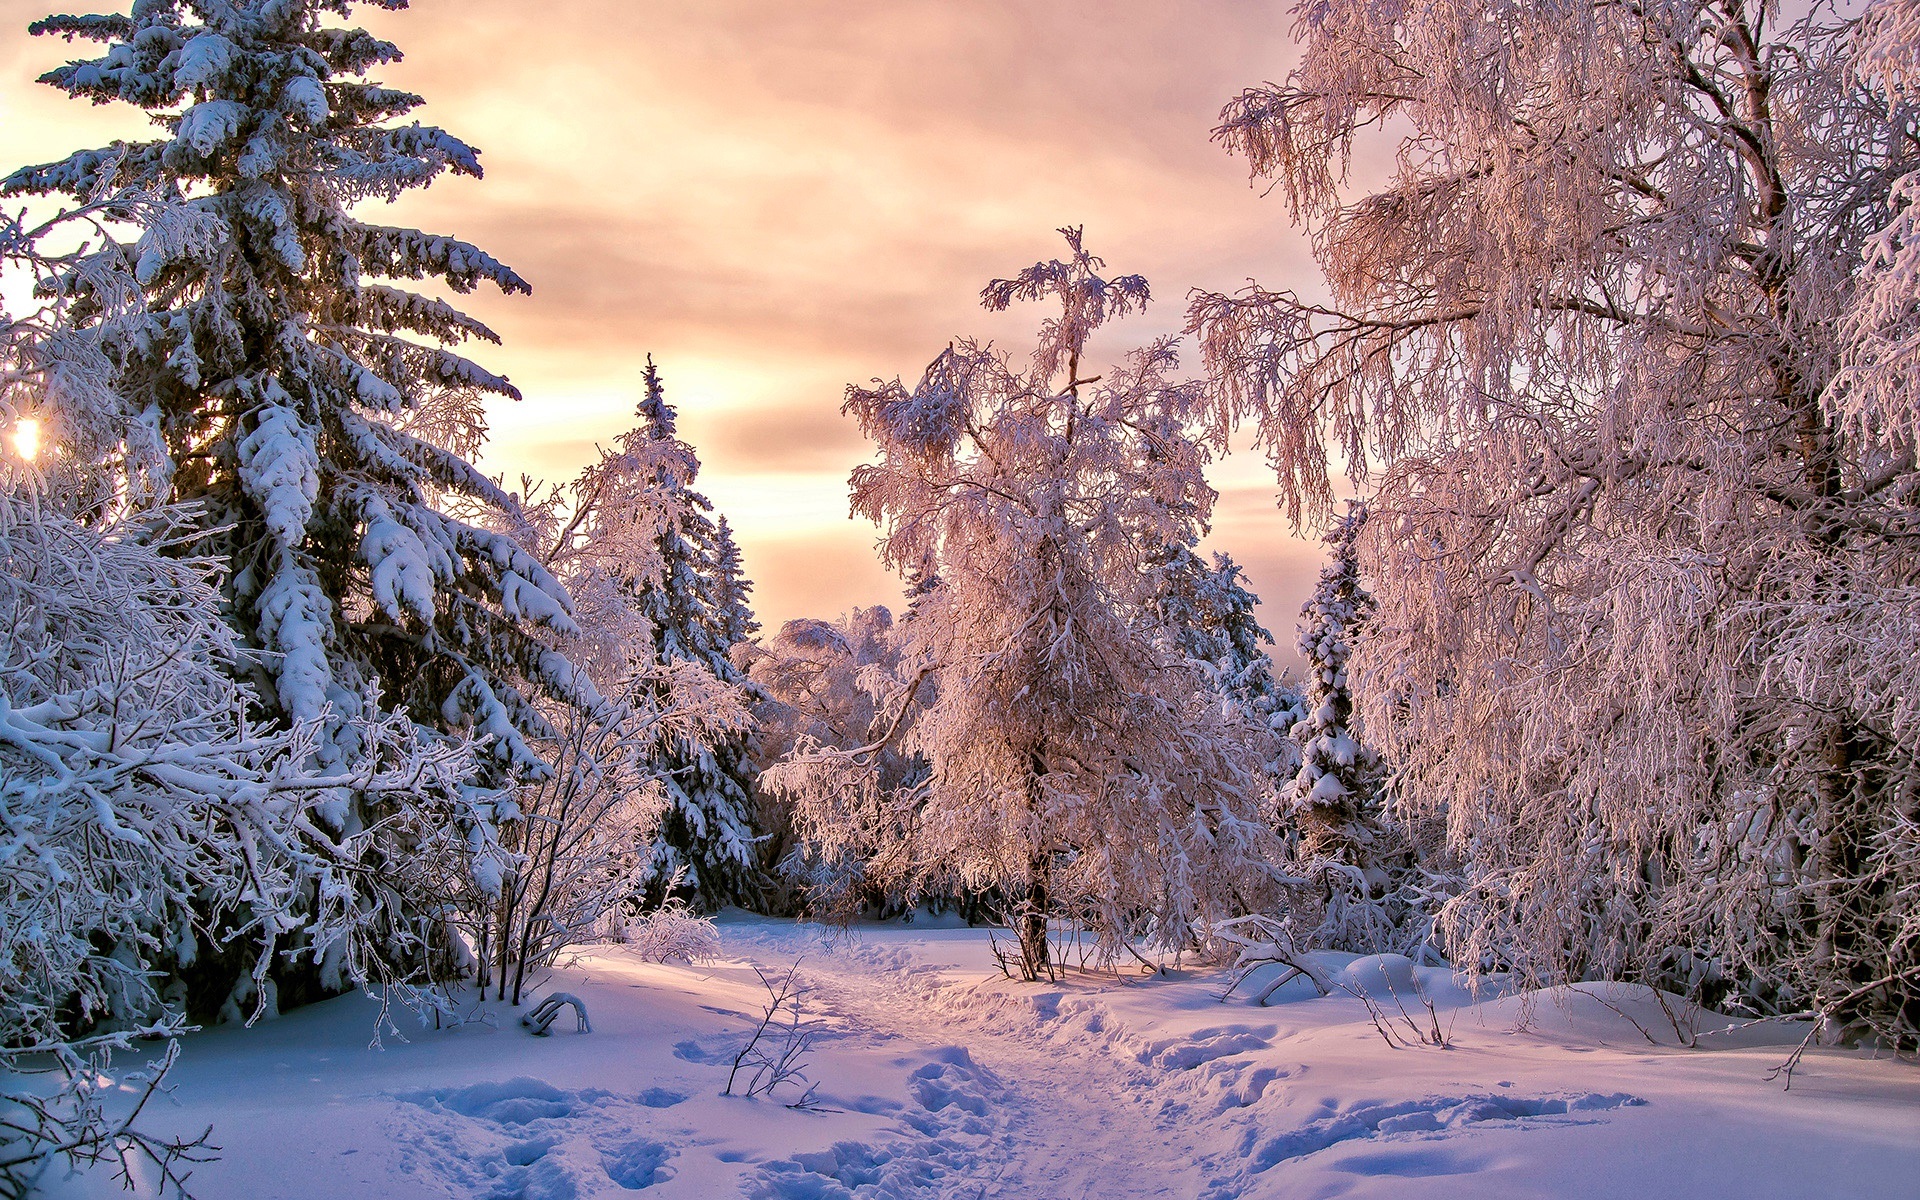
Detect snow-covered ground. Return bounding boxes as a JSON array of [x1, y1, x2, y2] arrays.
[[40, 915, 1920, 1199]]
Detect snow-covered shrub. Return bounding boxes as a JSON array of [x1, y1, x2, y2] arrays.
[[0, 500, 287, 1194], [0, 493, 499, 1192], [469, 654, 748, 1005], [621, 900, 722, 965]]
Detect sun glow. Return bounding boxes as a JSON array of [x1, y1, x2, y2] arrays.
[[11, 418, 40, 462]]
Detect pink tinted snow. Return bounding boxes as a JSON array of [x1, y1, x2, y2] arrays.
[[38, 917, 1919, 1200]]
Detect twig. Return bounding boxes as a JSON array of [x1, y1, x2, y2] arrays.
[[725, 962, 820, 1104]]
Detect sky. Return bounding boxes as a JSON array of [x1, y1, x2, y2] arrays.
[[0, 0, 1335, 647]]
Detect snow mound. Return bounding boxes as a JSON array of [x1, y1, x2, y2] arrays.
[[404, 1076, 577, 1124], [1468, 982, 1758, 1047], [1135, 1024, 1275, 1070]]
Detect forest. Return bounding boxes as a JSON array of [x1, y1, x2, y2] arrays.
[[0, 1, 1916, 1197]]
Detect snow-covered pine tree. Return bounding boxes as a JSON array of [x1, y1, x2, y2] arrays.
[[1283, 502, 1384, 863], [1150, 543, 1304, 783], [626, 360, 761, 912], [467, 364, 756, 1004], [1274, 502, 1419, 955], [711, 516, 759, 647], [4, 0, 595, 1009]]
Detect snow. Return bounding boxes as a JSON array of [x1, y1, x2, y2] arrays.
[[33, 918, 1918, 1200], [236, 404, 319, 553]]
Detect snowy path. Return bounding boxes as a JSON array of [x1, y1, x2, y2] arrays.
[[716, 926, 1667, 1200], [713, 921, 1916, 1200], [730, 929, 1217, 1199]]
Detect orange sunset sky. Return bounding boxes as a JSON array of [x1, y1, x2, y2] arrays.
[[0, 0, 1338, 645]]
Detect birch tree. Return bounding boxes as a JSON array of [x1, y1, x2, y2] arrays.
[[1191, 0, 1920, 1042]]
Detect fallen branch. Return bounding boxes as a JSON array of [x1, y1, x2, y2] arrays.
[[521, 992, 591, 1036]]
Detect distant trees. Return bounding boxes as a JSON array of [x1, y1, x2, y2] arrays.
[[779, 229, 1281, 978], [1192, 0, 1920, 1042], [1149, 543, 1305, 791], [474, 361, 753, 1002], [743, 607, 923, 918]]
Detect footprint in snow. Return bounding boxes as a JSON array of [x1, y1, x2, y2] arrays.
[[636, 1087, 688, 1108], [602, 1138, 676, 1189], [1243, 1091, 1646, 1172], [672, 1037, 733, 1064], [745, 1046, 1009, 1199], [393, 1077, 683, 1197]]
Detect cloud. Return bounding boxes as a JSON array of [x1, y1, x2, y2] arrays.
[[729, 524, 905, 627], [0, 0, 1330, 635]]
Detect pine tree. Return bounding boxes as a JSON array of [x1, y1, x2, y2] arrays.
[[710, 516, 759, 646], [4, 0, 594, 1007], [1284, 503, 1384, 865], [1150, 543, 1305, 781], [628, 360, 761, 912]]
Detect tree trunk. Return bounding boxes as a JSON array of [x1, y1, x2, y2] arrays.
[[1015, 749, 1056, 982], [1019, 856, 1052, 983]]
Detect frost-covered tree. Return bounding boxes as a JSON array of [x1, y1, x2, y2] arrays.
[[743, 608, 924, 918], [619, 361, 761, 912], [711, 516, 759, 646], [778, 229, 1281, 979], [0, 146, 514, 1191], [473, 373, 753, 998], [1283, 503, 1383, 862], [1840, 0, 1920, 449], [5, 0, 594, 1004], [0, 499, 497, 1191], [1191, 0, 1920, 1041]]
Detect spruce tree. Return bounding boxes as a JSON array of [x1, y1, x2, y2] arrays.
[[5, 0, 593, 1006], [710, 515, 759, 646], [1151, 543, 1305, 758], [1284, 503, 1385, 865], [629, 360, 761, 912]]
